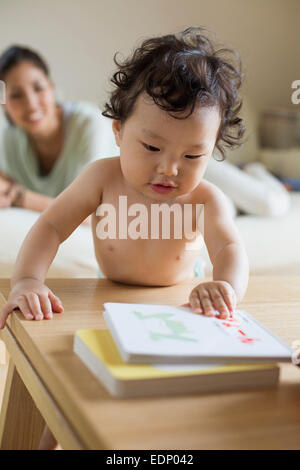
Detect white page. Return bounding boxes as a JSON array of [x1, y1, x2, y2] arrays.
[[103, 303, 292, 362]]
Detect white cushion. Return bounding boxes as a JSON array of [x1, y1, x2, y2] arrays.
[[1, 194, 300, 280], [205, 159, 290, 217], [0, 208, 98, 278], [201, 192, 300, 275]]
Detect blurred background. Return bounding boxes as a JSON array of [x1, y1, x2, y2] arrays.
[[0, 0, 300, 280], [1, 0, 300, 417], [0, 0, 299, 111]]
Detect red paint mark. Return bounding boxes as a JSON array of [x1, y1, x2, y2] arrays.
[[218, 314, 260, 345]]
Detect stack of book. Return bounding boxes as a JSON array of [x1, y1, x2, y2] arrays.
[[73, 303, 292, 398]]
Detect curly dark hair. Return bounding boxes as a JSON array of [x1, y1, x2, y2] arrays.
[[102, 27, 245, 159]]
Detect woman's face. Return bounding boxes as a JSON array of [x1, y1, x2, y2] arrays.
[[3, 61, 56, 134]]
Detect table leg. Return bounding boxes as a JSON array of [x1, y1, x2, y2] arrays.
[[0, 359, 45, 450]]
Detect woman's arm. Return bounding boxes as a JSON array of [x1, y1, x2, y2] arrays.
[[17, 186, 53, 212], [0, 172, 53, 211]]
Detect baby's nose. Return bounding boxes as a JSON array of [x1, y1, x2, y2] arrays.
[[157, 158, 178, 176]]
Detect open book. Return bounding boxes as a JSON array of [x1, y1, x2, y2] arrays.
[[103, 303, 292, 364]]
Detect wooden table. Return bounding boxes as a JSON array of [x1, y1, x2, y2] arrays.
[[0, 277, 300, 450]]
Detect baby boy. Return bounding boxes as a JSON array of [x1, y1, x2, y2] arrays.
[[0, 27, 249, 328]]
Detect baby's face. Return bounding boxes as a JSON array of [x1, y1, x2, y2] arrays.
[[113, 93, 221, 201]]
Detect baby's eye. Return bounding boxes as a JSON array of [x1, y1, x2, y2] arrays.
[[185, 154, 203, 159], [143, 143, 160, 152]]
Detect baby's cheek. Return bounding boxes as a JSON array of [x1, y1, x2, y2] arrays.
[[181, 173, 202, 193], [122, 157, 150, 184]]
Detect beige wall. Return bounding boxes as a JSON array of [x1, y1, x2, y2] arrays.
[[0, 0, 299, 112]]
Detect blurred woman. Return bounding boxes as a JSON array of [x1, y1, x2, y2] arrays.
[[0, 45, 116, 211]]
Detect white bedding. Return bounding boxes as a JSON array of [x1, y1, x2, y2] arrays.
[[1, 193, 300, 279], [0, 207, 98, 278], [201, 192, 300, 276]]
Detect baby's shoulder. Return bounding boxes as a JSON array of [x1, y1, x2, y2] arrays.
[[192, 180, 234, 219], [86, 156, 121, 179], [192, 179, 225, 204]]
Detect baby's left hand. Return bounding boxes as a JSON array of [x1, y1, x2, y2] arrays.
[[187, 281, 237, 318]]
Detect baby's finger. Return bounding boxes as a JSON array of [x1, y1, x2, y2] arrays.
[[39, 294, 53, 320], [199, 290, 215, 316], [25, 292, 44, 320], [16, 296, 34, 321], [48, 292, 64, 313], [189, 291, 203, 314], [0, 301, 17, 329], [218, 285, 235, 312], [211, 290, 229, 318]]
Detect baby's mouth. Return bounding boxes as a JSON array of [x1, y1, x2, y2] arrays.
[[150, 183, 176, 194]]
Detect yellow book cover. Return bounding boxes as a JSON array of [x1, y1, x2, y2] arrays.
[[74, 329, 279, 398]]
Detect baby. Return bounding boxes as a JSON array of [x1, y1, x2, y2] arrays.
[[0, 27, 248, 329]]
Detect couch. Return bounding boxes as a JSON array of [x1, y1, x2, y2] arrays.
[[201, 99, 300, 275], [0, 100, 299, 279]]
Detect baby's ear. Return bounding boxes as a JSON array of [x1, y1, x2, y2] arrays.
[[112, 120, 122, 147]]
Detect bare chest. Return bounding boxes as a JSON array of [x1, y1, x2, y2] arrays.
[[91, 194, 204, 286]]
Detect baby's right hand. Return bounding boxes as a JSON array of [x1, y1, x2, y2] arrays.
[[0, 278, 64, 329]]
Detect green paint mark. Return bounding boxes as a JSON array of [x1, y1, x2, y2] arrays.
[[149, 331, 198, 342], [132, 310, 197, 343]]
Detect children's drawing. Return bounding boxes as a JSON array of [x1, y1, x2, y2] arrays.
[[132, 310, 198, 343], [131, 309, 259, 345]]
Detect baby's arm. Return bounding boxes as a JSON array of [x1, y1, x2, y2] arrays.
[[189, 182, 249, 317], [0, 160, 106, 328]]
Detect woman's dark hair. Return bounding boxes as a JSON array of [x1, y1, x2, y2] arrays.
[[0, 45, 50, 81], [103, 27, 245, 159], [0, 45, 50, 125]]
